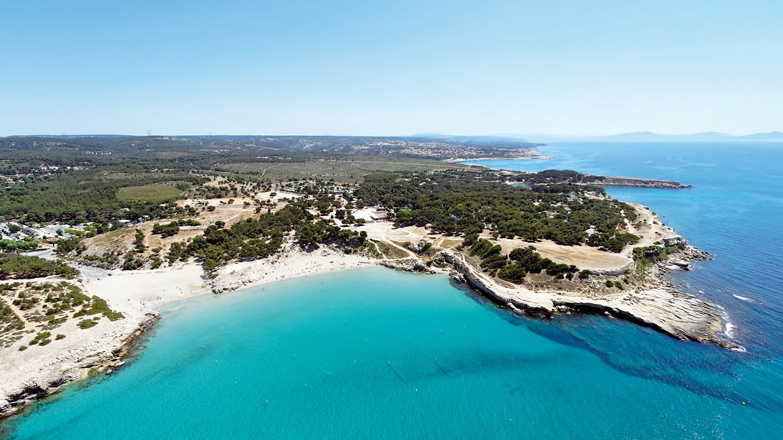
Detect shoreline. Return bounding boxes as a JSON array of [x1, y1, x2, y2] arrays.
[[444, 154, 552, 163], [0, 208, 737, 420]]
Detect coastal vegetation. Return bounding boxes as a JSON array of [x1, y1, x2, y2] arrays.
[[466, 238, 578, 283], [151, 219, 200, 238], [356, 171, 639, 251], [0, 254, 78, 279], [174, 200, 370, 271], [633, 244, 683, 273], [0, 298, 25, 337], [0, 279, 124, 348]]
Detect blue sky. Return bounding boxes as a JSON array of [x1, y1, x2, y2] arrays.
[[1, 0, 781, 136]]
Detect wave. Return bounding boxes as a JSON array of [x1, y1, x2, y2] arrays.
[[733, 294, 757, 303], [725, 321, 736, 339], [715, 305, 746, 353]]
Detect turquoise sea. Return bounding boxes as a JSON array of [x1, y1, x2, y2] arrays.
[[3, 142, 783, 439]]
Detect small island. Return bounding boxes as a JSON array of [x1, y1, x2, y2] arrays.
[[0, 135, 732, 418]]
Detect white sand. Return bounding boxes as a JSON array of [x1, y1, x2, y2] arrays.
[[210, 246, 377, 293], [84, 264, 210, 313]]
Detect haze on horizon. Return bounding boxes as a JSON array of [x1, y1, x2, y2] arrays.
[[1, 0, 781, 137]]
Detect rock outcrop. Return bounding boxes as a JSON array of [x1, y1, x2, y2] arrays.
[[441, 247, 735, 349], [0, 313, 159, 420], [380, 259, 435, 274]]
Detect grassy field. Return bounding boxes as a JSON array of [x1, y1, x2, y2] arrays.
[[117, 184, 181, 202], [217, 157, 467, 183], [375, 241, 411, 259]]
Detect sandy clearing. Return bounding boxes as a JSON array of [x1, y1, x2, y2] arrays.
[[482, 235, 632, 271]]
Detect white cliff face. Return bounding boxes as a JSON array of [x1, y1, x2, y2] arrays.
[[443, 251, 555, 316], [441, 248, 734, 349]]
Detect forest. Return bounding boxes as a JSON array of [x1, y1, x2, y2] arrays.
[[0, 254, 79, 280], [355, 170, 639, 252], [0, 169, 207, 223]]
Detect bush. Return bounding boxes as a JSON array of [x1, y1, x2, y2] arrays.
[[78, 319, 98, 329], [122, 258, 143, 271], [55, 238, 85, 255], [30, 331, 51, 345], [73, 295, 123, 321], [605, 280, 614, 288], [152, 222, 180, 238]]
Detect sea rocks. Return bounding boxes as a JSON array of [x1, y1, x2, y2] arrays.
[[449, 272, 466, 284], [380, 259, 434, 273], [669, 259, 691, 270], [663, 237, 686, 247]]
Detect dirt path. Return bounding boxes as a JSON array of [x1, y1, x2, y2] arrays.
[[3, 299, 33, 329], [383, 239, 416, 259]]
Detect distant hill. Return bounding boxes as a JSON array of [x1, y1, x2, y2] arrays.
[[737, 131, 783, 141]]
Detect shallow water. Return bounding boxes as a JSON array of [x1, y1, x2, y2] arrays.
[[4, 142, 783, 439]]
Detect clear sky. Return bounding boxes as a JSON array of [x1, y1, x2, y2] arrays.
[[1, 0, 781, 136]]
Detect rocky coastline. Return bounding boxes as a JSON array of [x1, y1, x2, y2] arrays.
[[0, 312, 159, 420], [590, 176, 692, 189], [442, 243, 736, 349]]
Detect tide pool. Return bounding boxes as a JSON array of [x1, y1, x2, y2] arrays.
[[4, 142, 783, 439]]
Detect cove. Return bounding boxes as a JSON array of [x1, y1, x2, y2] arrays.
[[3, 266, 778, 439]]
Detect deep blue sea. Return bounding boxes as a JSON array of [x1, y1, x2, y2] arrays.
[[3, 142, 783, 439]]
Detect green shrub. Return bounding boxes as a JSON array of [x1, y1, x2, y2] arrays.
[[30, 331, 51, 345], [78, 319, 98, 329], [74, 295, 123, 321]]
